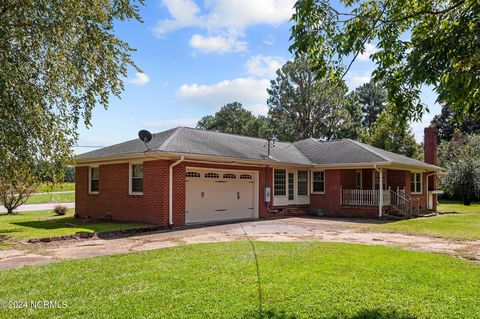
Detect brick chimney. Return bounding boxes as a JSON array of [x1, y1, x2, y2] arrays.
[[424, 126, 437, 166]]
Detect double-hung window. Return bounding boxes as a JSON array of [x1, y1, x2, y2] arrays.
[[130, 164, 144, 194], [410, 172, 422, 194], [297, 171, 308, 196], [274, 169, 286, 196], [89, 167, 99, 194], [312, 171, 325, 193]]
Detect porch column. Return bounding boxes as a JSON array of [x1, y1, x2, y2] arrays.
[[379, 169, 383, 218]]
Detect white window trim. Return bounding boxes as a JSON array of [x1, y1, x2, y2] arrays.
[[372, 170, 387, 190], [88, 165, 99, 194], [311, 170, 325, 194], [129, 163, 144, 195], [297, 170, 309, 196], [410, 172, 423, 194], [356, 170, 363, 190], [273, 168, 287, 197]]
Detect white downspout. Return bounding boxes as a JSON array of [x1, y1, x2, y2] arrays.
[[374, 163, 383, 218], [169, 156, 184, 226]]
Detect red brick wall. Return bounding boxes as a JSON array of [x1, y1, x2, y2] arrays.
[[387, 170, 406, 192], [75, 160, 168, 224]]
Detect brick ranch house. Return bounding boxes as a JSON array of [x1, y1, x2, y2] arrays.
[[75, 126, 442, 226]]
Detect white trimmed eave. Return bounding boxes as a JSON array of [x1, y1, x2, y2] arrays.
[[74, 151, 312, 168]]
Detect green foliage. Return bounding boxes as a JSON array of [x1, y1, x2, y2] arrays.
[[197, 102, 269, 138], [439, 133, 480, 204], [431, 104, 480, 141], [267, 58, 358, 141], [290, 0, 480, 121], [350, 79, 388, 127], [0, 242, 479, 318], [0, 0, 143, 207], [360, 108, 422, 159]]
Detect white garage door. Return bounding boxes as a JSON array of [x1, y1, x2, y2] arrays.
[[185, 169, 256, 224]]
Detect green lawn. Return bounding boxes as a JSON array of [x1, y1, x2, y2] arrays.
[[25, 192, 74, 204], [35, 182, 75, 193], [369, 200, 480, 240], [0, 242, 478, 318], [0, 210, 149, 241]]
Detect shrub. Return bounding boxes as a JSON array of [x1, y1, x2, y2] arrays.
[[53, 205, 68, 216]]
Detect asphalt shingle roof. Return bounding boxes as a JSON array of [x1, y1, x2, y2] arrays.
[[77, 127, 441, 170]]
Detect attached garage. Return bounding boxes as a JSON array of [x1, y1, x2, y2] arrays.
[[185, 168, 258, 224]]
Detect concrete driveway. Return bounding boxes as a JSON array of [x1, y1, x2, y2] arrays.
[[1, 217, 479, 270]]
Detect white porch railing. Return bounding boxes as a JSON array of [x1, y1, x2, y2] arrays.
[[341, 189, 390, 206]]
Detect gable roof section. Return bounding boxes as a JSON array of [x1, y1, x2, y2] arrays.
[[77, 127, 441, 170]]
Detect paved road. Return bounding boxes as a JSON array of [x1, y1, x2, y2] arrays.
[[0, 202, 75, 213]]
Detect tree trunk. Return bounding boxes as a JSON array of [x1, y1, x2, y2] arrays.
[[7, 207, 14, 214]]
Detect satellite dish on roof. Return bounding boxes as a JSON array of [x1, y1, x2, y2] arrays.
[[138, 130, 152, 151]]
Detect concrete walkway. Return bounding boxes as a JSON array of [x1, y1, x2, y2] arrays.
[[0, 202, 75, 213], [1, 217, 479, 270]]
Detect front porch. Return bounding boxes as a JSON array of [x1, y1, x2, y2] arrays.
[[338, 168, 427, 218]]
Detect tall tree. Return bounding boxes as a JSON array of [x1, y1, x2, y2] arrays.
[[431, 104, 480, 141], [360, 108, 422, 159], [267, 58, 356, 142], [197, 102, 269, 138], [439, 133, 480, 204], [290, 0, 480, 122], [0, 1, 142, 212], [352, 80, 388, 127]]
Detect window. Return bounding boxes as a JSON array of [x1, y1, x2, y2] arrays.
[[89, 167, 99, 193], [274, 169, 286, 196], [411, 172, 422, 194], [186, 172, 200, 178], [297, 171, 308, 196], [373, 170, 387, 190], [240, 174, 252, 180], [205, 172, 219, 178], [356, 170, 362, 190], [312, 171, 325, 193], [223, 173, 236, 179], [130, 164, 143, 194]]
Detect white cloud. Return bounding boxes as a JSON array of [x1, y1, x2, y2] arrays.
[[176, 77, 270, 115], [358, 43, 379, 61], [189, 34, 247, 53], [346, 72, 372, 90], [128, 72, 150, 85], [154, 0, 295, 53], [142, 118, 199, 128], [155, 0, 202, 36], [246, 55, 285, 78]]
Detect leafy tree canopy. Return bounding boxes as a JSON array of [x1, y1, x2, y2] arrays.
[[290, 0, 480, 122], [196, 102, 269, 138], [431, 104, 480, 141], [439, 133, 480, 204], [360, 107, 422, 159], [350, 79, 388, 127], [0, 0, 142, 192], [267, 58, 359, 142]]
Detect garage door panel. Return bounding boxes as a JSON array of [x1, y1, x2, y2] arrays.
[[185, 170, 256, 224]]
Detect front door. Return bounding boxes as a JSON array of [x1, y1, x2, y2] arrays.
[[288, 172, 295, 203]]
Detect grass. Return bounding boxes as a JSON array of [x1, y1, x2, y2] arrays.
[[366, 200, 480, 240], [25, 192, 74, 204], [0, 241, 478, 318], [35, 183, 75, 193], [437, 199, 480, 214], [0, 210, 149, 241]]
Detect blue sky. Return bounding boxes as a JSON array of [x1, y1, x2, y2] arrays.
[[75, 0, 440, 154]]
